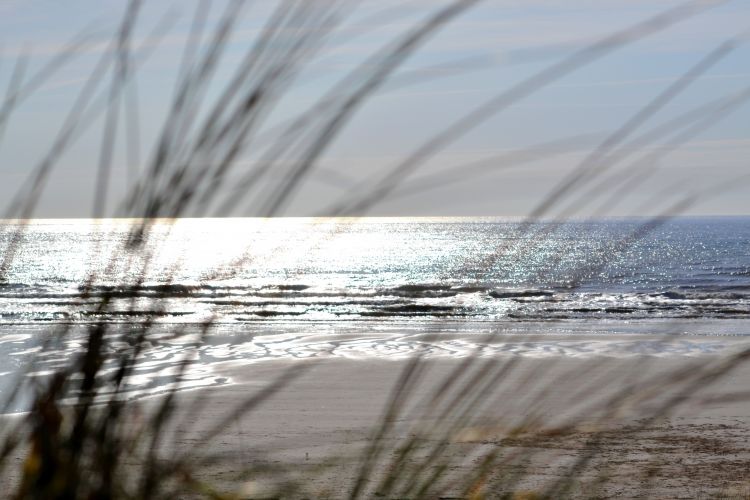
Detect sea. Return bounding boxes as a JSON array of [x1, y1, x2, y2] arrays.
[[1, 216, 749, 409]]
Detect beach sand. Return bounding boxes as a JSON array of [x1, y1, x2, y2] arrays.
[[2, 333, 750, 498], [153, 345, 750, 498]]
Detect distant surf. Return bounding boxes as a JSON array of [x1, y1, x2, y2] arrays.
[[1, 217, 749, 324]]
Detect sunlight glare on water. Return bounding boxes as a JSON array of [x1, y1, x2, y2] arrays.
[[1, 217, 750, 324], [2, 216, 750, 411]]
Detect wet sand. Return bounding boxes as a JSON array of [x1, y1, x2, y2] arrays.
[[154, 350, 750, 498], [2, 334, 750, 498]]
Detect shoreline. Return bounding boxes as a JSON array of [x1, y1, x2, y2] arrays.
[[147, 354, 750, 497], [2, 320, 750, 497], [5, 350, 749, 497]]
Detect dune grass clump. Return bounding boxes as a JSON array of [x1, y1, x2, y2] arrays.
[[1, 1, 749, 498]]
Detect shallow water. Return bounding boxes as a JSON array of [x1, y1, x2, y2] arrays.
[[2, 217, 750, 412]]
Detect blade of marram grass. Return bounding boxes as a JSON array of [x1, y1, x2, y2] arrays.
[[5, 1, 750, 498], [348, 356, 427, 500], [92, 0, 142, 218], [348, 32, 750, 495], [257, 0, 482, 217], [533, 35, 743, 220], [324, 0, 726, 217]]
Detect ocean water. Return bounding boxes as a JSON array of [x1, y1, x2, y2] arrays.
[[1, 217, 749, 325], [1, 216, 749, 411]]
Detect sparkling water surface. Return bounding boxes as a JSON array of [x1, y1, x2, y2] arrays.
[[1, 217, 749, 325], [2, 217, 750, 412]]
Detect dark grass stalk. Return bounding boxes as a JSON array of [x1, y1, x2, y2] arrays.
[[348, 356, 426, 499], [330, 33, 747, 306], [528, 35, 741, 220], [213, 45, 567, 195], [126, 2, 343, 220], [0, 30, 96, 140], [177, 4, 345, 217], [257, 0, 481, 217], [2, 1, 750, 498], [430, 79, 750, 325], [0, 30, 102, 147], [561, 85, 750, 220], [0, 51, 28, 147], [338, 26, 750, 497], [324, 0, 724, 217], [382, 133, 601, 203], [0, 11, 176, 282], [92, 1, 142, 219], [537, 346, 750, 499], [206, 0, 480, 218]]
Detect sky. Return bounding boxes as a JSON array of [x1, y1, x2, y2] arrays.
[[0, 0, 748, 218]]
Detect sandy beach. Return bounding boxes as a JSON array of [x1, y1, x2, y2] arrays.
[[3, 327, 750, 498], [154, 351, 750, 497], [3, 0, 750, 496], [5, 333, 749, 498]]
